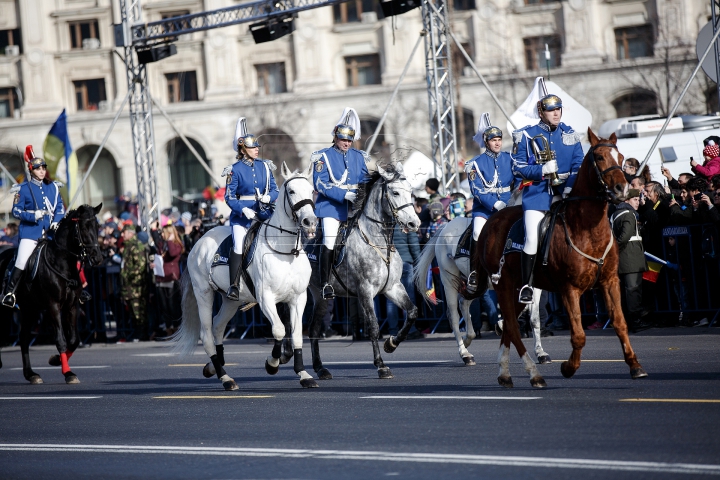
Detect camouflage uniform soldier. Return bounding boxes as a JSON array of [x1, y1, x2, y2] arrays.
[[120, 224, 150, 340]]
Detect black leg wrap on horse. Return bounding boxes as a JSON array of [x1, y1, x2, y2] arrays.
[[216, 344, 225, 366], [210, 354, 226, 379], [272, 340, 282, 359], [293, 349, 304, 374]]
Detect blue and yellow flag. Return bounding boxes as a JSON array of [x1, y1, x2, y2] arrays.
[[43, 109, 78, 204]]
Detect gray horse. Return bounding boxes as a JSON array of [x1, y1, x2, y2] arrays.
[[296, 163, 420, 379]]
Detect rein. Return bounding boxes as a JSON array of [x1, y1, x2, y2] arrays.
[[263, 176, 315, 257]]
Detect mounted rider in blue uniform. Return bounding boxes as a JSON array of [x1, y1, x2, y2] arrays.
[[312, 107, 371, 299], [2, 145, 65, 308], [466, 113, 516, 293], [223, 117, 279, 301], [511, 77, 584, 304]]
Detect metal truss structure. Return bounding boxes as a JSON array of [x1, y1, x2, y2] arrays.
[[421, 0, 460, 192], [118, 0, 462, 228]]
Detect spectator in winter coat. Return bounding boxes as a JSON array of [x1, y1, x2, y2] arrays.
[[151, 222, 185, 335], [691, 144, 720, 181], [610, 189, 652, 332]]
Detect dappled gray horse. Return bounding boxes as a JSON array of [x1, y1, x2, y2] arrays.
[[304, 164, 420, 379]]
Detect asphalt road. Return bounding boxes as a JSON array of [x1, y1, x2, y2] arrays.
[[0, 328, 719, 479]]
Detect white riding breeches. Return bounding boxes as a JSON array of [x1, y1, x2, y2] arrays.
[[523, 210, 546, 255], [232, 224, 248, 254], [472, 216, 487, 242], [322, 217, 340, 249], [15, 239, 37, 270]]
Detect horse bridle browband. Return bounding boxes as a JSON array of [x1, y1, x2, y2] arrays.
[[587, 142, 623, 201], [283, 176, 315, 223], [263, 176, 315, 256]]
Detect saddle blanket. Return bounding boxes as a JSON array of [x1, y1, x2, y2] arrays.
[[211, 221, 262, 271], [306, 222, 348, 268], [24, 241, 46, 282], [454, 224, 473, 259], [453, 220, 526, 259]]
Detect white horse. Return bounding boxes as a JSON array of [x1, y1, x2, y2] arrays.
[[414, 216, 551, 365], [171, 163, 318, 390]]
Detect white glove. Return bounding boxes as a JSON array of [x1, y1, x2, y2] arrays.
[[344, 192, 357, 203], [241, 207, 256, 219], [260, 194, 271, 204], [50, 222, 59, 231], [34, 210, 45, 221], [562, 187, 572, 199], [493, 201, 506, 211], [541, 160, 558, 175]]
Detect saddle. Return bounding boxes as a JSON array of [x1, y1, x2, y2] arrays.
[[454, 223, 473, 259], [305, 221, 350, 269], [210, 221, 262, 296], [22, 240, 47, 283]]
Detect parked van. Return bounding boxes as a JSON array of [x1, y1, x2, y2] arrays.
[[597, 114, 720, 184]]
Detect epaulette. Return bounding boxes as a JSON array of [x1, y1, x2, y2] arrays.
[[464, 157, 478, 173], [310, 151, 324, 163], [53, 180, 64, 188], [357, 149, 371, 163], [260, 159, 277, 171], [221, 165, 233, 176], [560, 125, 582, 146], [9, 183, 21, 194], [512, 126, 530, 145]]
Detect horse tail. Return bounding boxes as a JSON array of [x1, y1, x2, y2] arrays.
[[414, 230, 440, 305], [169, 270, 200, 358]]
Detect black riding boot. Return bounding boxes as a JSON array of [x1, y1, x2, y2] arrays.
[[2, 267, 23, 308], [226, 251, 243, 301], [467, 239, 478, 293], [519, 253, 536, 304], [320, 246, 335, 300]]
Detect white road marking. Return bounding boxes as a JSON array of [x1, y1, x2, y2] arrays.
[[361, 396, 541, 400], [10, 366, 110, 371], [0, 397, 101, 400], [132, 351, 266, 357], [323, 360, 451, 365], [0, 444, 716, 475]]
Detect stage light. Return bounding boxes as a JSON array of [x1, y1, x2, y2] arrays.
[[379, 0, 421, 18], [250, 17, 295, 44], [136, 44, 177, 64]]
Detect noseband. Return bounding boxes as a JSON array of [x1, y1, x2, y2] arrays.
[[588, 142, 623, 201], [364, 178, 414, 227], [283, 176, 315, 222]]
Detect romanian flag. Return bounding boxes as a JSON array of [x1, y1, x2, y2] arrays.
[[425, 268, 436, 303], [643, 252, 666, 283], [43, 109, 79, 204]]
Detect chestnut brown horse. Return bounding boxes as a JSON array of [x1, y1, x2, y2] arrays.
[[470, 129, 647, 388]]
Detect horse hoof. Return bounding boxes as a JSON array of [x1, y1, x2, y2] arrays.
[[223, 379, 239, 391], [317, 368, 332, 380], [48, 355, 61, 367], [64, 372, 80, 384], [28, 375, 43, 385], [631, 367, 648, 379], [462, 355, 476, 366], [383, 337, 397, 354], [378, 367, 394, 379], [497, 375, 513, 388], [202, 363, 215, 378], [300, 378, 319, 388], [560, 361, 576, 378], [265, 360, 279, 376], [530, 376, 547, 388], [538, 355, 552, 364]]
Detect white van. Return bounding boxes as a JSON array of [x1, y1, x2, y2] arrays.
[[597, 114, 720, 184]]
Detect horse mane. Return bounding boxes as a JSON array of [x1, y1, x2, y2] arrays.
[[348, 163, 403, 222]]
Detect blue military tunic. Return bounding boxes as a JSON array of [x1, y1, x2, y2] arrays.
[[466, 150, 516, 219], [312, 146, 370, 221], [511, 121, 584, 211], [223, 158, 279, 228], [11, 178, 65, 240]]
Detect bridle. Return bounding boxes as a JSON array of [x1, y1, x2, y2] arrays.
[[52, 216, 97, 264], [363, 176, 415, 227], [586, 142, 624, 202], [282, 176, 315, 223], [263, 176, 315, 257]]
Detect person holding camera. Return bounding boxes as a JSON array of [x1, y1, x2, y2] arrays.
[[691, 143, 720, 182], [223, 117, 279, 302], [684, 177, 720, 224]]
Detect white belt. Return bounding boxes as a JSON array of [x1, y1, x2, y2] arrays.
[[487, 186, 511, 194], [236, 195, 257, 201], [330, 183, 358, 190], [629, 236, 643, 242]]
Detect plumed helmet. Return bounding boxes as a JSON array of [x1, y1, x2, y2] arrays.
[[23, 145, 47, 170], [333, 124, 356, 141], [332, 107, 361, 141], [233, 117, 261, 152], [483, 126, 503, 143], [472, 113, 502, 149], [538, 94, 563, 112]]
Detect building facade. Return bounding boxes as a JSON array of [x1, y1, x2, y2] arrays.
[[0, 0, 713, 219]]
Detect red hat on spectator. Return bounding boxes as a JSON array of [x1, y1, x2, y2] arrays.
[[703, 144, 720, 159]]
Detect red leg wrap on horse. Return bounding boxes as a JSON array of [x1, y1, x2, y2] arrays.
[[60, 352, 70, 374], [66, 352, 73, 360]]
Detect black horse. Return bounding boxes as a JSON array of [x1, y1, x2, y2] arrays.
[[0, 203, 103, 384]]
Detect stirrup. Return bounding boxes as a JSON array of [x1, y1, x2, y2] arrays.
[[79, 291, 92, 304], [467, 271, 478, 292], [322, 283, 335, 300], [1, 292, 16, 309], [518, 285, 534, 304], [227, 285, 241, 301]]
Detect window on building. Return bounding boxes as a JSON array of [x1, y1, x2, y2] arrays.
[[612, 91, 657, 117], [69, 20, 100, 49], [453, 42, 473, 76], [258, 128, 301, 172], [615, 25, 654, 60], [256, 63, 287, 95], [523, 35, 561, 71], [333, 0, 375, 23], [0, 87, 19, 118], [345, 55, 381, 87], [167, 138, 211, 209], [452, 0, 476, 11], [0, 29, 21, 55], [166, 71, 198, 103], [74, 79, 106, 111], [459, 108, 476, 155]]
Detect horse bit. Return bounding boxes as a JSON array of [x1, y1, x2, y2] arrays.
[[263, 176, 315, 257]]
